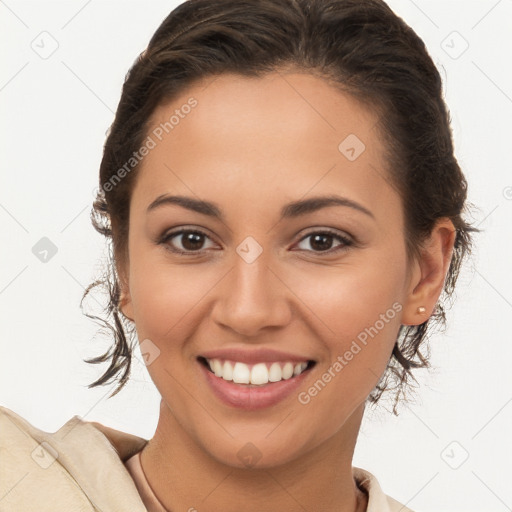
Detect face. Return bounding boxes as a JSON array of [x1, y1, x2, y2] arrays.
[[121, 71, 416, 468]]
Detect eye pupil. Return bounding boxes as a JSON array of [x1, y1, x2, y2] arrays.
[[182, 232, 204, 250], [310, 234, 332, 251]]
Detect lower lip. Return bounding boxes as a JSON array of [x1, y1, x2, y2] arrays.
[[199, 361, 312, 410]]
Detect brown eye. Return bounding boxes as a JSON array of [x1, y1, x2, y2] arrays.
[[295, 230, 353, 254], [160, 229, 216, 254], [180, 232, 206, 251]]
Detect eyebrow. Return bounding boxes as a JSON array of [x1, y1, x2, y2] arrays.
[[146, 194, 375, 220]]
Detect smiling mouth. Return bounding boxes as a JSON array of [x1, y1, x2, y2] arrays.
[[198, 357, 316, 386]]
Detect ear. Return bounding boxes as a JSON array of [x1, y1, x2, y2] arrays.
[[117, 258, 134, 322], [401, 218, 456, 326], [119, 288, 134, 322]]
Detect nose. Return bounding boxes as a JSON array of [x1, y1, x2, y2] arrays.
[[210, 250, 292, 338]]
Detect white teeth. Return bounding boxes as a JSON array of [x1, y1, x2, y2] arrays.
[[212, 359, 223, 377], [205, 358, 310, 385], [282, 362, 294, 380], [232, 362, 250, 384], [250, 363, 269, 385], [222, 361, 233, 381], [268, 362, 282, 382]]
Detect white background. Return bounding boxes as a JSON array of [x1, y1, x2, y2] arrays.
[[1, 1, 511, 511]]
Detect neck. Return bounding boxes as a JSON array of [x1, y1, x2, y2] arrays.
[[140, 401, 368, 512]]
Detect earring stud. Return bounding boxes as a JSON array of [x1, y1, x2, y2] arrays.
[[417, 306, 426, 314]]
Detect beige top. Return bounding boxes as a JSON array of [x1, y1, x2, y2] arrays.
[[0, 405, 414, 511]]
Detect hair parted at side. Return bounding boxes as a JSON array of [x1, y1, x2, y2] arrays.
[[81, 0, 477, 415]]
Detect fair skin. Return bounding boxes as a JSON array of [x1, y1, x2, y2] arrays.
[[119, 71, 455, 512]]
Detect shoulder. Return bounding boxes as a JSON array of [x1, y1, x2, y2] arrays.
[[353, 466, 415, 512], [0, 405, 97, 511], [0, 405, 148, 512]]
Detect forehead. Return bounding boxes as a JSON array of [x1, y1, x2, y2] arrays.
[[132, 72, 399, 224]]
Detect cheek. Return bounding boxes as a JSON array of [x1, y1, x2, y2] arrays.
[[284, 250, 406, 400], [283, 250, 406, 340], [128, 246, 225, 348], [292, 265, 404, 438]]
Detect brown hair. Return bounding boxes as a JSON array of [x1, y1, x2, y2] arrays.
[[81, 0, 477, 415]]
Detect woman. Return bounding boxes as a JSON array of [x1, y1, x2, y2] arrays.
[[0, 0, 476, 510]]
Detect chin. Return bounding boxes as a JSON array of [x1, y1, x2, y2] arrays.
[[208, 442, 304, 470], [191, 424, 320, 471]]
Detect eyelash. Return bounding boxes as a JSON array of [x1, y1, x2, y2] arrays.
[[158, 227, 355, 256]]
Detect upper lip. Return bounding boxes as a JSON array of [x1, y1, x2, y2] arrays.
[[199, 348, 314, 364]]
